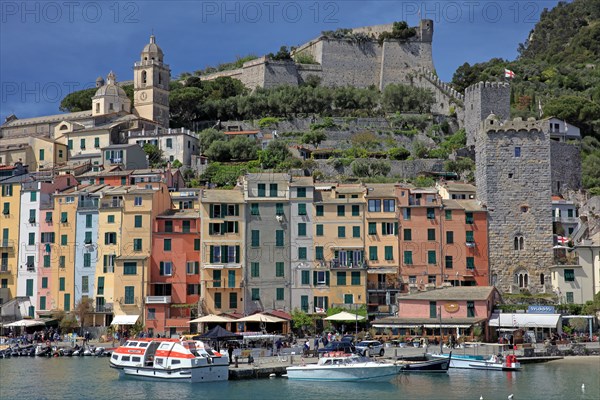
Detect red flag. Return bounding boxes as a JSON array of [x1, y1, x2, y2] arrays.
[[504, 69, 515, 79]]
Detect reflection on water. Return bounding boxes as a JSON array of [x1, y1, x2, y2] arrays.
[[0, 357, 598, 400]]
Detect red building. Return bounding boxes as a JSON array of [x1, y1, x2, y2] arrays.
[[146, 210, 201, 337]]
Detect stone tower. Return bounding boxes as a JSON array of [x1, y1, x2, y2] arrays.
[[464, 81, 511, 147], [133, 35, 170, 128], [418, 19, 434, 42], [475, 114, 554, 294]]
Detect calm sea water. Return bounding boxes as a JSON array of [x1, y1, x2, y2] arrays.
[[0, 357, 598, 400]]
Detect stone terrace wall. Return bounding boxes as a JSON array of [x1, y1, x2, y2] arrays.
[[315, 158, 444, 179]]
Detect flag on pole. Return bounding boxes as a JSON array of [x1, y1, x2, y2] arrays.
[[504, 69, 516, 79], [556, 236, 569, 245]]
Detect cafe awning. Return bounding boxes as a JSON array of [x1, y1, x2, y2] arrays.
[[111, 314, 140, 325], [488, 313, 561, 329]]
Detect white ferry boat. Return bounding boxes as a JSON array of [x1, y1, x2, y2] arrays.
[[109, 338, 229, 382]]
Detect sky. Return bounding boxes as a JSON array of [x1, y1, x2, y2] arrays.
[[0, 0, 563, 122]]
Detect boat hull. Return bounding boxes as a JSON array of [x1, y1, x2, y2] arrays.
[[399, 356, 451, 373], [110, 363, 229, 383], [429, 354, 521, 371], [286, 363, 401, 382]]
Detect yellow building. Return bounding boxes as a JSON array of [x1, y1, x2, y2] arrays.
[[364, 184, 401, 317], [199, 188, 245, 315], [0, 177, 22, 302], [0, 137, 67, 171], [312, 184, 367, 312]]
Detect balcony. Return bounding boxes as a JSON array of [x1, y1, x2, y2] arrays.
[[26, 264, 35, 272], [553, 216, 579, 224], [146, 296, 172, 304], [367, 282, 402, 291], [0, 240, 15, 249], [367, 304, 393, 315], [109, 158, 123, 164], [101, 200, 123, 208], [465, 241, 476, 248], [78, 200, 99, 210], [0, 263, 11, 273], [95, 304, 113, 313], [330, 259, 367, 269]]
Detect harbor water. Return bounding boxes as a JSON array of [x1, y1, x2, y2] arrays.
[[0, 356, 598, 400]]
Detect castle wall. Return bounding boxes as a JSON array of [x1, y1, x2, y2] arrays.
[[318, 38, 382, 88], [464, 82, 511, 147], [263, 61, 301, 88], [550, 141, 582, 195], [379, 41, 434, 88], [476, 117, 553, 294]]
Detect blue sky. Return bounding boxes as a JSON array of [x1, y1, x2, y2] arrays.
[[0, 0, 561, 122]]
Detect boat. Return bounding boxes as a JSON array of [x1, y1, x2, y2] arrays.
[[397, 352, 452, 373], [109, 338, 229, 382], [429, 350, 521, 371], [286, 352, 401, 382]]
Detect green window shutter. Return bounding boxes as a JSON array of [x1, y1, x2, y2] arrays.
[[214, 292, 222, 308], [251, 203, 259, 215], [209, 246, 214, 263], [276, 230, 284, 247], [404, 251, 413, 265], [445, 255, 453, 269], [297, 187, 306, 198], [428, 250, 436, 264], [84, 253, 91, 267], [446, 231, 454, 244], [61, 235, 67, 246], [209, 204, 214, 217], [236, 245, 240, 263], [298, 247, 307, 260], [28, 233, 35, 245], [298, 223, 306, 236], [351, 271, 360, 285], [276, 288, 284, 301], [337, 205, 345, 216], [325, 271, 330, 286], [313, 271, 318, 286], [229, 292, 237, 309], [394, 222, 399, 235], [194, 239, 200, 251], [430, 302, 437, 318], [316, 224, 324, 236], [59, 277, 65, 291], [369, 246, 378, 261], [404, 229, 412, 241], [26, 279, 34, 296], [315, 246, 324, 260], [316, 205, 324, 216], [276, 262, 285, 277], [428, 229, 435, 241], [61, 212, 68, 223], [164, 239, 171, 251], [337, 271, 346, 286], [42, 277, 48, 288], [301, 271, 310, 285], [270, 183, 278, 197], [352, 226, 360, 238], [385, 246, 393, 260], [338, 226, 345, 238], [381, 222, 386, 235], [466, 212, 473, 224], [352, 205, 359, 216], [467, 257, 475, 270], [258, 184, 265, 197], [301, 296, 309, 312], [213, 270, 221, 287], [97, 277, 105, 295], [276, 203, 284, 216], [251, 230, 259, 247], [368, 223, 377, 235], [298, 203, 307, 215], [134, 215, 142, 228], [209, 223, 214, 235], [40, 296, 46, 310], [445, 209, 452, 220], [466, 231, 474, 243]]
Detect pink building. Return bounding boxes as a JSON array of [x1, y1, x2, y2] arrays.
[[373, 286, 501, 342]]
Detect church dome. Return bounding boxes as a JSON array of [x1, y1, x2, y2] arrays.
[[94, 71, 128, 99], [141, 35, 163, 62]]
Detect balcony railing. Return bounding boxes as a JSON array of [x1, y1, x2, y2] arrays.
[[330, 259, 367, 269], [110, 158, 123, 164], [367, 282, 402, 291], [0, 240, 15, 249], [0, 263, 11, 273], [101, 200, 124, 208], [78, 200, 99, 210], [95, 305, 112, 313], [146, 296, 172, 304], [554, 216, 579, 224]]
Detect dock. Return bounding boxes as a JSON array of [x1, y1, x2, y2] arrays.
[[228, 355, 316, 380]]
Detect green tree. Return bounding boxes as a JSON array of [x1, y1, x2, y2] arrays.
[[142, 144, 165, 167], [229, 136, 259, 161], [59, 87, 97, 112], [73, 297, 94, 334], [302, 130, 327, 149], [259, 140, 293, 169], [171, 159, 183, 168], [388, 147, 411, 160], [382, 84, 434, 113], [205, 141, 231, 162], [199, 128, 226, 153]]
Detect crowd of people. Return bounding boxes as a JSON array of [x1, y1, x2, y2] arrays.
[[2, 328, 92, 346]]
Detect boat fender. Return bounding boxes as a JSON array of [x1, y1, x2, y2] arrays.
[[213, 352, 221, 357]]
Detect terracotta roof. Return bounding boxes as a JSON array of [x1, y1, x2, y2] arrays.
[[441, 182, 476, 192], [265, 310, 292, 320], [365, 183, 396, 198], [224, 130, 260, 135], [202, 188, 244, 203], [399, 286, 498, 301]]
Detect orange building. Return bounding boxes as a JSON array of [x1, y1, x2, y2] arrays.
[[147, 210, 201, 337]]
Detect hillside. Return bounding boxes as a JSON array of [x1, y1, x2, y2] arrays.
[[451, 0, 600, 194]]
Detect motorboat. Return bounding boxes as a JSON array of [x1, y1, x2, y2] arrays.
[[286, 352, 401, 382], [428, 352, 521, 371], [397, 353, 452, 373], [109, 338, 229, 382], [35, 344, 51, 357]]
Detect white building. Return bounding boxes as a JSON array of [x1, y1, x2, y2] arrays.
[[552, 196, 580, 237], [127, 127, 199, 167], [17, 181, 40, 315]]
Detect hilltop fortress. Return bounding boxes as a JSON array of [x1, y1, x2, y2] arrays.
[[201, 20, 464, 115]]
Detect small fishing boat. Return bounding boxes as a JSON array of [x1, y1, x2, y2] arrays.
[[109, 338, 229, 382], [286, 352, 401, 382], [397, 353, 452, 373], [429, 344, 521, 371]]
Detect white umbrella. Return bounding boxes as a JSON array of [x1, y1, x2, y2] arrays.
[[4, 319, 46, 327], [188, 314, 236, 323], [324, 311, 366, 321], [236, 313, 286, 323]]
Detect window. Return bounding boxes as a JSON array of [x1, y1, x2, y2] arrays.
[[84, 214, 92, 228], [276, 262, 285, 277], [301, 296, 309, 312], [59, 277, 65, 291], [514, 236, 525, 251], [564, 269, 575, 282], [2, 202, 9, 215], [83, 253, 91, 268], [368, 199, 381, 212], [428, 251, 436, 264], [428, 229, 435, 241], [80, 138, 86, 150], [430, 301, 437, 318], [316, 271, 327, 285], [97, 277, 105, 295], [276, 288, 284, 301], [466, 231, 474, 243], [316, 224, 324, 236], [384, 246, 393, 261], [427, 208, 435, 219], [301, 270, 310, 285], [58, 149, 63, 158], [124, 262, 137, 275], [351, 271, 360, 285], [45, 212, 52, 223], [166, 138, 173, 148], [61, 234, 68, 246], [565, 292, 574, 304], [68, 139, 73, 150], [298, 221, 307, 236], [403, 229, 412, 241], [257, 184, 266, 197], [337, 271, 346, 285], [337, 205, 345, 216], [352, 226, 360, 238], [194, 239, 200, 251], [315, 246, 324, 260], [269, 183, 278, 197], [251, 262, 260, 277], [94, 137, 100, 148], [30, 191, 37, 202], [446, 231, 454, 244], [39, 296, 46, 310], [368, 223, 377, 235], [134, 215, 142, 228], [337, 226, 345, 238], [61, 212, 68, 223], [147, 308, 156, 320], [107, 215, 115, 223], [124, 286, 135, 304], [186, 261, 199, 275], [369, 246, 378, 261], [82, 276, 89, 294], [403, 208, 411, 220], [229, 292, 238, 309], [381, 222, 396, 236], [26, 279, 34, 296], [164, 239, 171, 251], [134, 197, 142, 206], [514, 147, 521, 157], [297, 187, 306, 198], [213, 270, 221, 287], [466, 257, 475, 270], [251, 288, 260, 301], [251, 230, 260, 247], [275, 230, 284, 247], [404, 251, 413, 265], [182, 221, 191, 233], [351, 205, 359, 216], [466, 212, 473, 224], [59, 256, 66, 268], [383, 199, 395, 212], [276, 203, 284, 216], [164, 221, 173, 232], [298, 247, 307, 260], [298, 203, 307, 216], [467, 301, 475, 317], [28, 232, 35, 246], [104, 232, 116, 245], [64, 294, 71, 311], [316, 205, 324, 216], [250, 203, 259, 215], [445, 209, 452, 220], [42, 277, 48, 288], [133, 238, 142, 252], [445, 255, 453, 269]]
